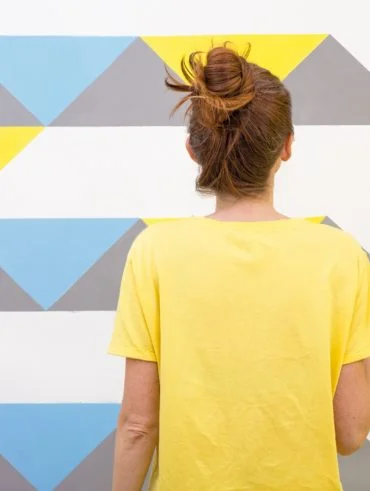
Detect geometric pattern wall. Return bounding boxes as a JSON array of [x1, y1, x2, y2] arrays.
[[1, 34, 370, 172], [1, 220, 369, 489], [0, 216, 368, 313], [1, 33, 369, 491]]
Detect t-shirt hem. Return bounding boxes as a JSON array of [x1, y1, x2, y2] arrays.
[[343, 350, 370, 365], [108, 345, 157, 362]]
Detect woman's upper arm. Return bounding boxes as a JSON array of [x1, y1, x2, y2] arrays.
[[118, 358, 160, 429], [334, 359, 370, 455], [333, 246, 370, 455]]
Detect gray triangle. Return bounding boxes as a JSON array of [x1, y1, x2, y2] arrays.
[[0, 85, 42, 126], [55, 431, 154, 491], [285, 36, 370, 124], [0, 455, 36, 491], [338, 439, 370, 491], [54, 431, 115, 491], [321, 217, 369, 260], [142, 453, 156, 490], [321, 216, 340, 228], [0, 268, 43, 311], [51, 39, 187, 126], [49, 220, 147, 311]]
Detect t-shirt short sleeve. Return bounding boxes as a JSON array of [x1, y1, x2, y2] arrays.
[[108, 231, 159, 362], [343, 248, 370, 364]]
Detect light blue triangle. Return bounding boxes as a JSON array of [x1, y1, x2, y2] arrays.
[[0, 218, 138, 309], [0, 403, 119, 491], [0, 36, 136, 125]]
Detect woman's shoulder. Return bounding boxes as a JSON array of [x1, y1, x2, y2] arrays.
[[127, 218, 194, 258], [136, 218, 193, 241], [302, 220, 367, 268], [307, 220, 362, 248]]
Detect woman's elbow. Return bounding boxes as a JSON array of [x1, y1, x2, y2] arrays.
[[117, 411, 159, 443], [336, 429, 368, 456]]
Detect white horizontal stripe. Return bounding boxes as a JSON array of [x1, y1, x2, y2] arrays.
[[1, 312, 369, 441], [276, 125, 370, 253], [0, 127, 215, 219], [0, 125, 369, 252], [0, 0, 333, 35], [0, 1, 363, 39], [0, 312, 124, 403]]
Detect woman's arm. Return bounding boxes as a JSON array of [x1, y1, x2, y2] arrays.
[[334, 358, 370, 456], [112, 358, 159, 491]]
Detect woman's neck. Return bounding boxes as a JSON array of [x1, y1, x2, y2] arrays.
[[210, 192, 287, 222]]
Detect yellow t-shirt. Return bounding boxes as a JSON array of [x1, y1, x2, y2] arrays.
[[109, 217, 370, 491]]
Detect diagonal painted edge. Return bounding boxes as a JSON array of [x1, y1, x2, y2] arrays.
[[285, 35, 370, 125], [0, 268, 43, 311], [321, 216, 340, 228], [54, 431, 155, 491], [0, 218, 138, 310], [49, 220, 147, 311], [54, 431, 116, 491], [322, 216, 369, 260], [0, 127, 44, 172], [0, 36, 137, 125], [51, 38, 187, 127], [0, 403, 120, 490], [0, 85, 42, 126], [0, 455, 36, 491]]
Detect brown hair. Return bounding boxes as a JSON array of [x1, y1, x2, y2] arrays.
[[165, 43, 293, 198]]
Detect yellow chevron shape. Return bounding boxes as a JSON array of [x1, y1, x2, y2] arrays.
[[142, 218, 179, 226], [0, 127, 43, 171], [305, 216, 326, 224], [142, 34, 327, 81]]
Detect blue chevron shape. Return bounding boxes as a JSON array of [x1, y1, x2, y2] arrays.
[[0, 403, 119, 491], [0, 218, 138, 309], [0, 36, 136, 124]]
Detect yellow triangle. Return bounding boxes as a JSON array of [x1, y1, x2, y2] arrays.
[[0, 127, 44, 171], [305, 216, 326, 224], [142, 34, 327, 81], [142, 218, 179, 226]]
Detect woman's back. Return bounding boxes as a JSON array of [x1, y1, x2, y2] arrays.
[[109, 44, 370, 491], [110, 216, 369, 490]]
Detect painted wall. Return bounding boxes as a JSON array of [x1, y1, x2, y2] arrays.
[[0, 1, 369, 489]]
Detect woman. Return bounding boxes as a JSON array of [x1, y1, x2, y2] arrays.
[[109, 44, 370, 490]]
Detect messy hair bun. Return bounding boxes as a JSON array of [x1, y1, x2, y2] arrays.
[[166, 44, 255, 127], [166, 43, 293, 198]]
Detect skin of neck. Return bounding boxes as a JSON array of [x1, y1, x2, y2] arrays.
[[210, 166, 287, 222], [186, 136, 293, 223]]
